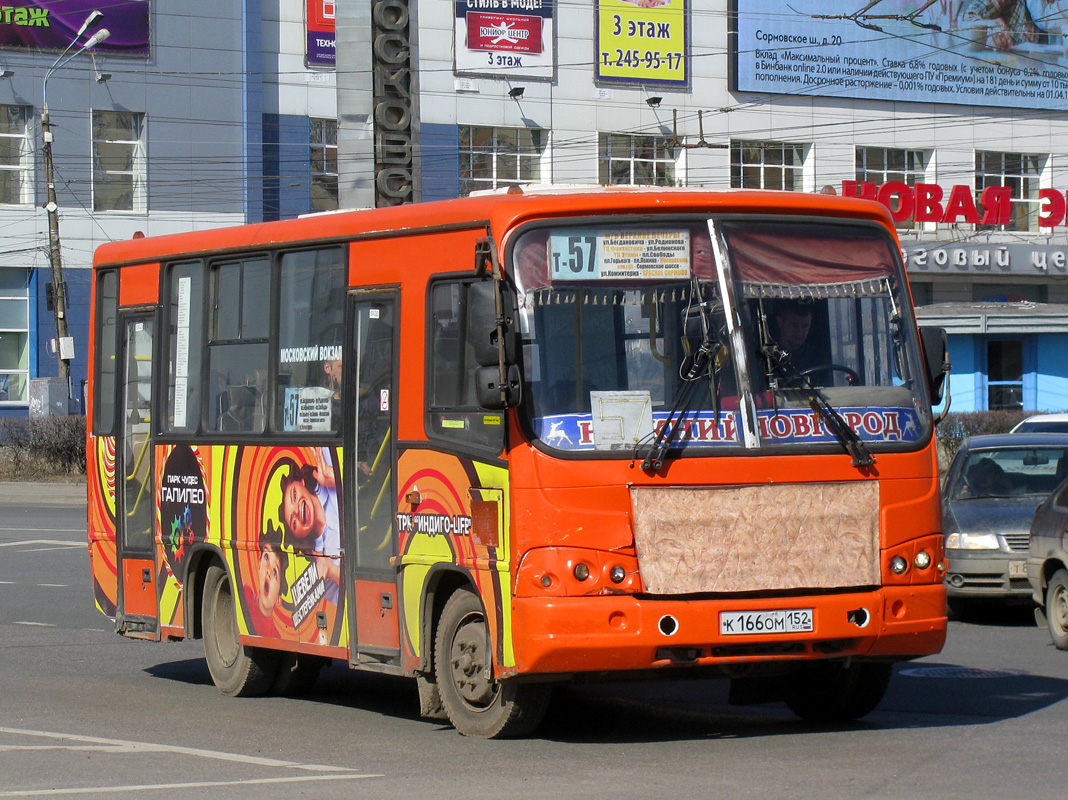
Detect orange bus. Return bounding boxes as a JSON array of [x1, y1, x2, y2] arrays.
[[86, 187, 949, 737]]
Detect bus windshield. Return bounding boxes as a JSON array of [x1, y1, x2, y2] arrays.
[[511, 217, 929, 457]]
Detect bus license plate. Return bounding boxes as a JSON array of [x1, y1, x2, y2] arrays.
[[720, 609, 814, 636]]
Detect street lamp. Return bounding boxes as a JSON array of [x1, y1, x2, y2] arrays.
[[41, 11, 109, 394]]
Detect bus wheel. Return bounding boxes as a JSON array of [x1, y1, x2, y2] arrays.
[[1045, 569, 1068, 650], [781, 660, 893, 723], [202, 563, 278, 696], [434, 588, 550, 738]]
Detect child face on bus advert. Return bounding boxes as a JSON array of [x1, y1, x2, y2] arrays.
[[257, 545, 282, 616], [283, 476, 325, 543]]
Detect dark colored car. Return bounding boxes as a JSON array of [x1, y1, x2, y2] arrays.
[[1028, 473, 1068, 649], [942, 434, 1068, 616]]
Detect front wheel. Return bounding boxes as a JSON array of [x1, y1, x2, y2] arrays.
[[1045, 569, 1068, 650], [781, 660, 893, 723], [434, 588, 550, 738], [202, 563, 278, 696]]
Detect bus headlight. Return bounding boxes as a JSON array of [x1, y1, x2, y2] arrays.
[[889, 556, 909, 575]]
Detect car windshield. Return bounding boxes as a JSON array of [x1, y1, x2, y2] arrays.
[[511, 216, 931, 458], [950, 447, 1068, 499]]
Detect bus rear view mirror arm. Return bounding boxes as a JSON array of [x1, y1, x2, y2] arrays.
[[476, 364, 521, 410]]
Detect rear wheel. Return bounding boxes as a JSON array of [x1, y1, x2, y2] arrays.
[[434, 588, 550, 738], [1045, 569, 1068, 650], [202, 563, 278, 696], [782, 660, 893, 723]]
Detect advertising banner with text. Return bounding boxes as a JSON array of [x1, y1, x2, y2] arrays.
[[597, 0, 687, 86], [0, 0, 149, 55], [455, 0, 555, 80], [735, 0, 1068, 111], [306, 0, 335, 68]]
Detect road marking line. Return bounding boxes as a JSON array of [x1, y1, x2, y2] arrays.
[[11, 622, 55, 627], [0, 773, 381, 797], [0, 540, 83, 548], [0, 727, 359, 771], [38, 584, 68, 588], [0, 528, 84, 534]]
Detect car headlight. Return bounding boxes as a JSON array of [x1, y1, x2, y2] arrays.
[[946, 532, 1000, 550]]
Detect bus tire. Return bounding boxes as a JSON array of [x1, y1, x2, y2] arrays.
[[1045, 569, 1068, 650], [202, 563, 278, 696], [434, 587, 550, 738], [781, 660, 893, 723]]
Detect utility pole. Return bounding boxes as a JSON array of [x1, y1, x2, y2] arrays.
[[40, 12, 109, 396]]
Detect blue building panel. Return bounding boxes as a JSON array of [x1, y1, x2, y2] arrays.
[[420, 123, 460, 202], [1036, 334, 1068, 412]]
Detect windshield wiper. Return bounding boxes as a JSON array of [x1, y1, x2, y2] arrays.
[[756, 303, 874, 468], [759, 342, 875, 468], [635, 292, 725, 473]]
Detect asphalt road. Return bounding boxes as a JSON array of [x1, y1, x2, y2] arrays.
[[1, 483, 1067, 799]]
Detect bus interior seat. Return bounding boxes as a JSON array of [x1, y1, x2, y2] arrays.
[[220, 384, 258, 432]]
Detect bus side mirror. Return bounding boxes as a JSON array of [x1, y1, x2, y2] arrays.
[[920, 326, 949, 406], [476, 364, 522, 409], [469, 280, 517, 367]]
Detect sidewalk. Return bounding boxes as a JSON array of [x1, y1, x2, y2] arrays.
[[0, 481, 86, 505]]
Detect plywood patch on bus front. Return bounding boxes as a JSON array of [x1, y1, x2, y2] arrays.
[[630, 483, 880, 594]]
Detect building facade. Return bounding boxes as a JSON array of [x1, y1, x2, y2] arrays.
[[6, 0, 1068, 416]]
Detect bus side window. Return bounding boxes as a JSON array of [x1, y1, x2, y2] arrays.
[[207, 257, 270, 434], [164, 261, 204, 433], [275, 247, 346, 434], [427, 279, 505, 453], [93, 269, 119, 435]]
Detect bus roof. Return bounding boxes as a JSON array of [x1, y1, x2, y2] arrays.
[[92, 186, 895, 269]]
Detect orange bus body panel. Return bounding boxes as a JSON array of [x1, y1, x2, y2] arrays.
[[118, 262, 160, 307]]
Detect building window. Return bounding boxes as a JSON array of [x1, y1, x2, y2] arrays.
[[310, 118, 338, 211], [731, 141, 806, 190], [856, 147, 926, 186], [856, 147, 926, 228], [0, 106, 31, 206], [976, 151, 1044, 232], [987, 339, 1023, 410], [459, 126, 543, 196], [93, 110, 146, 212], [598, 133, 678, 186], [0, 268, 29, 404]]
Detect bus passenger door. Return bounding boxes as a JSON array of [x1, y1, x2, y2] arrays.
[[117, 313, 158, 638], [346, 294, 400, 665]]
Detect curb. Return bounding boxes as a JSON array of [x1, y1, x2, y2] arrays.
[[0, 481, 86, 505]]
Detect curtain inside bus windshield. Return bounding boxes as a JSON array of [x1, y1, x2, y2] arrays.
[[718, 220, 924, 449]]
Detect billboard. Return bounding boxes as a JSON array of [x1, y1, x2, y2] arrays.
[[0, 0, 149, 55], [596, 0, 688, 86], [454, 0, 555, 80], [306, 0, 335, 69], [734, 0, 1068, 111]]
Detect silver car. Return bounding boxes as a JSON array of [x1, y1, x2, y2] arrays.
[[942, 434, 1068, 617], [1028, 467, 1068, 649]]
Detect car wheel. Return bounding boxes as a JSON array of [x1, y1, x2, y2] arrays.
[[1045, 569, 1068, 650]]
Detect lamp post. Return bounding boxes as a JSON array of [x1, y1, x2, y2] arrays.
[[41, 11, 109, 392]]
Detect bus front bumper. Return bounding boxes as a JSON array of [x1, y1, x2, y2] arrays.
[[508, 584, 946, 677]]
